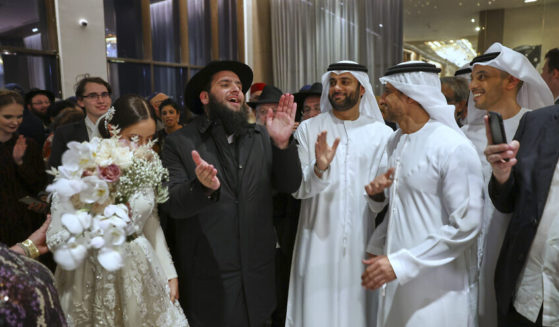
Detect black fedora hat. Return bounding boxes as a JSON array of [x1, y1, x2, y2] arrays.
[[184, 60, 253, 115], [247, 85, 283, 108], [24, 88, 55, 107], [294, 82, 322, 105]]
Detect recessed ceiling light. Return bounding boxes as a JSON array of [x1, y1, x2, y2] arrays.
[[475, 26, 481, 31], [524, 0, 537, 2], [471, 18, 476, 23], [32, 27, 38, 33]]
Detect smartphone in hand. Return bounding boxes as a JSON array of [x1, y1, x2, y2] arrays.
[[19, 196, 49, 214], [488, 111, 507, 145]]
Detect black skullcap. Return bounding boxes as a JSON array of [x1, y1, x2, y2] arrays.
[[327, 62, 368, 73], [383, 62, 441, 76], [470, 52, 500, 65]]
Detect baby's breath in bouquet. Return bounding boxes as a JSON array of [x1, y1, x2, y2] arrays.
[[46, 128, 168, 271]]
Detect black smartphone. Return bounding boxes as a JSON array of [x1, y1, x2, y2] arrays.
[[18, 196, 47, 207], [488, 111, 507, 145]]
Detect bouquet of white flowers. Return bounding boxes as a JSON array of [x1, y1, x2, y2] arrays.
[[46, 133, 169, 271]]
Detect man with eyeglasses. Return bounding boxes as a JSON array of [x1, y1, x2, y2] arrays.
[[18, 88, 54, 146], [48, 76, 112, 170]]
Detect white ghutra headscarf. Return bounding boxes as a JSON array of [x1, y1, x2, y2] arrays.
[[320, 60, 384, 123], [467, 42, 554, 125], [379, 61, 463, 134]]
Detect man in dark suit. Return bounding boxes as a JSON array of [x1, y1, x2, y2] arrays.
[[161, 61, 301, 327], [48, 76, 111, 170], [541, 48, 559, 105], [485, 104, 559, 327]]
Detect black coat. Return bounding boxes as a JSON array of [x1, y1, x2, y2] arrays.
[[47, 119, 88, 170], [488, 104, 559, 326], [161, 116, 301, 327], [18, 108, 47, 147]]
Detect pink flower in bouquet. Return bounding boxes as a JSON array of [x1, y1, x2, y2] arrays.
[[99, 164, 121, 182]]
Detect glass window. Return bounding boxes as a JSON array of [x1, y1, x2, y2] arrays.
[[150, 0, 180, 63], [188, 0, 212, 66], [0, 0, 53, 51], [218, 0, 238, 60], [104, 0, 144, 59], [153, 65, 188, 105], [108, 61, 151, 99], [0, 52, 60, 96]]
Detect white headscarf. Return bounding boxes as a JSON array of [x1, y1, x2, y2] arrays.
[[467, 42, 554, 125], [320, 60, 384, 123], [454, 63, 472, 81], [379, 61, 463, 134]]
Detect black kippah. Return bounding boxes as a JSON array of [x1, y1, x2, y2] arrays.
[[327, 62, 368, 73], [470, 52, 500, 65], [454, 67, 472, 76], [383, 62, 441, 76]]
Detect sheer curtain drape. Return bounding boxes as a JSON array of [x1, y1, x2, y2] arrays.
[[271, 0, 402, 93], [24, 34, 46, 89]]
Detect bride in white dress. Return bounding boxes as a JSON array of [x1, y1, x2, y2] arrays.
[[46, 95, 189, 326]]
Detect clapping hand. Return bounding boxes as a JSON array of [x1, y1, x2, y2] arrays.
[[266, 94, 297, 149], [192, 150, 220, 191], [483, 115, 519, 184], [13, 135, 27, 165], [314, 131, 340, 177], [365, 168, 395, 201]]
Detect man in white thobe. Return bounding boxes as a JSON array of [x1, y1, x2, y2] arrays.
[[286, 61, 393, 327], [362, 61, 483, 327], [462, 43, 554, 327]]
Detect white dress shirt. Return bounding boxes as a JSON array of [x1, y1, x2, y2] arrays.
[[85, 116, 99, 140], [514, 160, 559, 326]]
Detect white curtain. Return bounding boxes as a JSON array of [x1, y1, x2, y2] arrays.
[[151, 0, 178, 63], [271, 0, 403, 94], [24, 33, 46, 89]]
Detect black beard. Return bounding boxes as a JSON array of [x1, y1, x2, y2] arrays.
[[328, 83, 361, 112], [207, 94, 249, 135], [31, 108, 48, 119]]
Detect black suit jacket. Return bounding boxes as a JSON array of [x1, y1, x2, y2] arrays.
[[18, 108, 47, 146], [488, 104, 559, 325], [47, 119, 89, 170], [161, 116, 301, 327]]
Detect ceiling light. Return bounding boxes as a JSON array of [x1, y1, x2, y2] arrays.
[[471, 18, 476, 23], [524, 0, 537, 2], [425, 39, 477, 67], [32, 28, 38, 33], [475, 26, 481, 32]]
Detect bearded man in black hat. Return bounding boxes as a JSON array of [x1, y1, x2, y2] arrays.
[[161, 60, 302, 327], [18, 88, 54, 145], [248, 85, 283, 125], [294, 82, 322, 122]]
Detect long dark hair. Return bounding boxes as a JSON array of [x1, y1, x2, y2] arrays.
[[159, 98, 194, 124], [98, 94, 155, 138]]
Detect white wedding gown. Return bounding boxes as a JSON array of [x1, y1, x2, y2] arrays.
[[47, 188, 189, 327]]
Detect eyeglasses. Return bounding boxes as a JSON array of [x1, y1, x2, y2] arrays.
[[31, 101, 51, 106], [82, 92, 111, 100]]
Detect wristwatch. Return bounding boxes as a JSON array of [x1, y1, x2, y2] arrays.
[[314, 163, 329, 175]]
